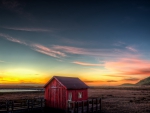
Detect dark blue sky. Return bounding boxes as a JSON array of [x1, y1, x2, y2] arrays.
[[0, 0, 150, 85]]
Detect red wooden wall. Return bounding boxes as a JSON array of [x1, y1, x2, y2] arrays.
[[45, 78, 88, 110], [67, 89, 88, 101], [45, 79, 67, 109]]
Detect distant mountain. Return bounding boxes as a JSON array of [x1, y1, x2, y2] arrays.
[[136, 76, 150, 85], [120, 76, 150, 86], [119, 83, 135, 86]]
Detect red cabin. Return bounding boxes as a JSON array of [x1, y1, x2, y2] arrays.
[[44, 76, 89, 110]]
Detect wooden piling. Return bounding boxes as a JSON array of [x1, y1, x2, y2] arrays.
[[87, 100, 89, 113], [80, 101, 83, 113], [92, 98, 94, 113], [96, 98, 98, 111], [76, 102, 79, 113], [99, 98, 101, 111], [11, 100, 14, 113], [6, 100, 9, 112]]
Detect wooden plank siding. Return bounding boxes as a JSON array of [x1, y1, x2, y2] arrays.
[[45, 78, 67, 109], [67, 89, 88, 101]]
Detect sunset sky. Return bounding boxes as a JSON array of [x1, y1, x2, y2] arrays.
[[0, 0, 150, 86]]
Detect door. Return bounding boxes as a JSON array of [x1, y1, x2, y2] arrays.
[[51, 88, 61, 108], [51, 88, 56, 107]]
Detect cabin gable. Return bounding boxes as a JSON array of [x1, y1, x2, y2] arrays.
[[45, 78, 67, 109]]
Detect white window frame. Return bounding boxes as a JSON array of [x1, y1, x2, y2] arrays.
[[68, 92, 72, 101], [78, 92, 82, 98]]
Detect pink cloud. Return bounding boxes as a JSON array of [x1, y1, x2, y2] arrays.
[[105, 58, 150, 76], [0, 33, 66, 58], [52, 45, 137, 58], [72, 61, 103, 66], [52, 45, 89, 54], [32, 44, 66, 58], [0, 33, 141, 62], [3, 27, 53, 32], [122, 77, 139, 81], [122, 69, 150, 75], [126, 46, 137, 52], [0, 33, 27, 45]]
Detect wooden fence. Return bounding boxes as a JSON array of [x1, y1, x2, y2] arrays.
[[0, 98, 101, 113], [0, 98, 45, 113], [67, 98, 101, 113]]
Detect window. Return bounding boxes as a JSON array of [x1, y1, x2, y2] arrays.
[[68, 92, 72, 101], [78, 92, 82, 98]]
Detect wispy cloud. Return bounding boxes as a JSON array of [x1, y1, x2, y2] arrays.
[[107, 80, 118, 82], [52, 45, 137, 58], [0, 60, 5, 63], [113, 41, 125, 46], [0, 33, 66, 58], [104, 75, 125, 77], [72, 61, 103, 66], [83, 80, 104, 83], [3, 27, 53, 32], [31, 44, 66, 58], [0, 33, 141, 63], [0, 33, 27, 45], [126, 46, 137, 52], [52, 45, 89, 55], [0, 60, 10, 63], [122, 77, 139, 81], [105, 58, 150, 76], [123, 68, 150, 76]]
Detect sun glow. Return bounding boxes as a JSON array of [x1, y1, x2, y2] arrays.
[[0, 68, 47, 84]]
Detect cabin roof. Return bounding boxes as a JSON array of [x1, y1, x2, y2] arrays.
[[44, 76, 89, 89]]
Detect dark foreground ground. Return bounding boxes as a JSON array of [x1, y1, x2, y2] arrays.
[[0, 86, 150, 113], [89, 86, 150, 113]]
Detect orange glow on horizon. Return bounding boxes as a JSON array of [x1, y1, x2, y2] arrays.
[[0, 58, 149, 86]]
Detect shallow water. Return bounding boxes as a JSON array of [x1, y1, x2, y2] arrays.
[[0, 89, 42, 93]]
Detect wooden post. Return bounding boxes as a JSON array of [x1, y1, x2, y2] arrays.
[[11, 100, 14, 113], [76, 102, 79, 113], [67, 101, 70, 113], [73, 102, 75, 113], [31, 99, 34, 110], [6, 100, 9, 112], [41, 98, 43, 108], [96, 98, 98, 112], [99, 98, 101, 111], [92, 99, 94, 113], [87, 100, 89, 113], [82, 101, 84, 113], [44, 98, 46, 107], [74, 102, 76, 113], [27, 99, 29, 111]]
